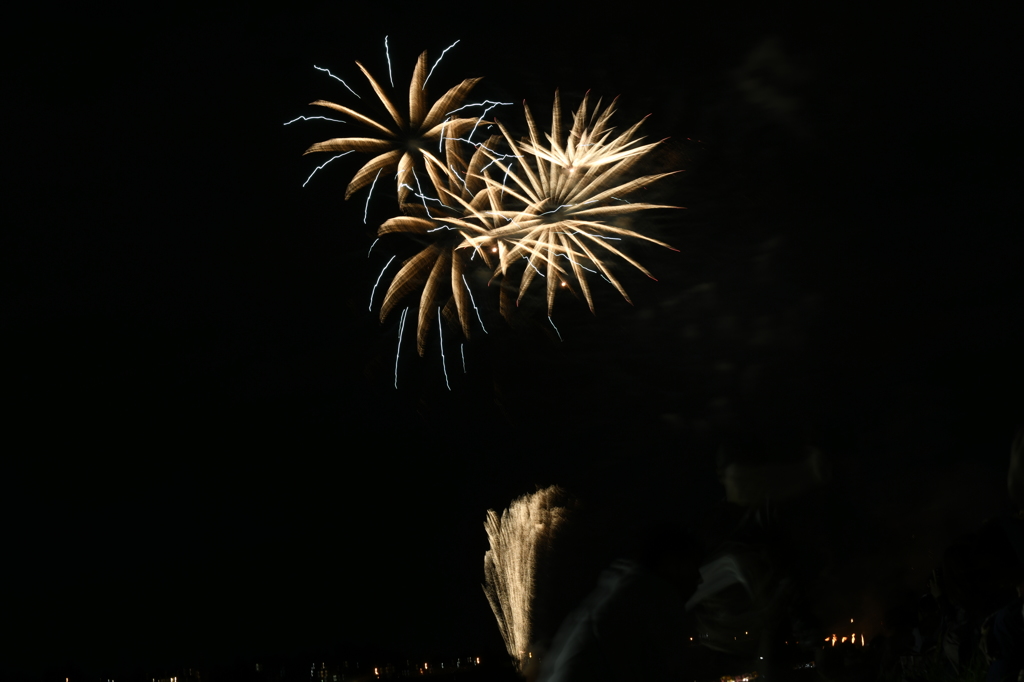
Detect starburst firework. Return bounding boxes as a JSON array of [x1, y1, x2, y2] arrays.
[[292, 44, 683, 365], [304, 50, 484, 203], [466, 90, 680, 317], [377, 134, 507, 354]]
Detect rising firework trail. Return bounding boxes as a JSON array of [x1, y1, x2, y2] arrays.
[[483, 486, 569, 672]]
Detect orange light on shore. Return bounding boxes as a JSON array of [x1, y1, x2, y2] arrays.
[[827, 632, 866, 646]]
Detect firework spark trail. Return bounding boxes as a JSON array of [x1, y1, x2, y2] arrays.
[[462, 274, 488, 333], [483, 486, 569, 672], [302, 152, 353, 187], [394, 307, 409, 388], [284, 115, 345, 125], [313, 65, 360, 98], [450, 164, 470, 193], [480, 154, 522, 173], [500, 161, 514, 196], [368, 238, 379, 257], [461, 101, 513, 142], [384, 36, 394, 87], [556, 253, 598, 273], [413, 170, 443, 218], [461, 343, 466, 373], [445, 100, 514, 117], [548, 316, 563, 341], [524, 257, 544, 278], [396, 180, 450, 217], [423, 39, 459, 90], [369, 255, 397, 310], [438, 308, 451, 390], [363, 168, 383, 224]]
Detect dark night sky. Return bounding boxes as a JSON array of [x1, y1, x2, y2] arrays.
[[4, 4, 1023, 680]]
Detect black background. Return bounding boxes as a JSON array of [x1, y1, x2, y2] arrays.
[[5, 3, 1022, 680]]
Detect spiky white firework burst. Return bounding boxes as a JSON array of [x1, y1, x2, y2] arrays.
[[482, 486, 568, 672], [304, 50, 484, 204], [464, 90, 680, 317], [293, 42, 683, 367]]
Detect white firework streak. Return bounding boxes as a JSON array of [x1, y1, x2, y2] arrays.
[[412, 172, 433, 217], [438, 308, 451, 391], [367, 237, 379, 258], [369, 255, 397, 311], [478, 151, 523, 173], [445, 100, 514, 117], [442, 100, 514, 143], [556, 253, 598, 273], [411, 169, 454, 217], [461, 343, 466, 373], [450, 164, 470, 194], [462, 274, 488, 333], [303, 151, 353, 187], [423, 39, 460, 90], [384, 36, 394, 87], [466, 101, 511, 142], [548, 316, 563, 342], [363, 168, 383, 224], [283, 115, 345, 125], [483, 487, 569, 672], [524, 256, 544, 278], [500, 161, 514, 196], [313, 65, 360, 98], [394, 307, 409, 389]]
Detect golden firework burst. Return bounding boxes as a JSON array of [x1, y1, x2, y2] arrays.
[[303, 51, 484, 203], [376, 134, 508, 354], [465, 91, 680, 317], [293, 48, 685, 362]]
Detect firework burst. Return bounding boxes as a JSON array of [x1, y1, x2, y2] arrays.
[[292, 44, 684, 375], [303, 50, 485, 203], [376, 134, 507, 354], [483, 486, 569, 672], [467, 91, 681, 317]]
